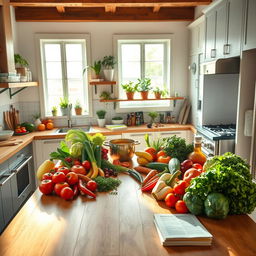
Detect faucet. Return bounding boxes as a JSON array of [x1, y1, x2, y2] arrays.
[[67, 104, 72, 128]]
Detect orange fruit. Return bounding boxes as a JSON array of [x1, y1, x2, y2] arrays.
[[37, 124, 46, 131], [41, 119, 48, 125], [46, 122, 54, 130]]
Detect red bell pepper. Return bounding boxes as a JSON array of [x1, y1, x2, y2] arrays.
[[141, 177, 159, 192], [78, 180, 96, 198]]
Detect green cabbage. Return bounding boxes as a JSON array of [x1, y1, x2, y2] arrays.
[[204, 193, 229, 219], [70, 142, 83, 158], [183, 192, 204, 215]]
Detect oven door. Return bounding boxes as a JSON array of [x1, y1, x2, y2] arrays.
[[10, 156, 34, 212]]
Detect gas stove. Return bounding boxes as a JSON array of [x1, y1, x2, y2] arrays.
[[202, 124, 236, 140]]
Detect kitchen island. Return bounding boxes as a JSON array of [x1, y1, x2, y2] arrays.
[[0, 174, 255, 256]]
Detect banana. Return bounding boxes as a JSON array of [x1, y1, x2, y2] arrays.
[[86, 168, 93, 178], [98, 168, 105, 177], [135, 151, 153, 162], [91, 167, 99, 179], [137, 157, 150, 166]]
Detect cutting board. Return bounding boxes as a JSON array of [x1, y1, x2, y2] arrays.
[[0, 139, 23, 147]]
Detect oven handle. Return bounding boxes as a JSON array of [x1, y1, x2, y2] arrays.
[[11, 156, 33, 173], [0, 173, 16, 186]]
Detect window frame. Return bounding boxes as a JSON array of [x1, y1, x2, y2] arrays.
[[35, 33, 92, 118], [113, 34, 174, 113]]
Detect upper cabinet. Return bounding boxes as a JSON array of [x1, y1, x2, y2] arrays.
[[204, 0, 243, 61], [243, 0, 256, 51]]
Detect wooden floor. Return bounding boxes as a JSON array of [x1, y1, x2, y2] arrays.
[[0, 174, 256, 256]]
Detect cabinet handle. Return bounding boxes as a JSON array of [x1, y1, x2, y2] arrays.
[[159, 132, 181, 136], [43, 140, 62, 144], [128, 133, 150, 137], [0, 173, 15, 186], [210, 49, 216, 58], [12, 156, 33, 173], [223, 44, 231, 55]]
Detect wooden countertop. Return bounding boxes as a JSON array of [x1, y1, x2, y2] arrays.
[[0, 124, 196, 164], [0, 174, 255, 256]]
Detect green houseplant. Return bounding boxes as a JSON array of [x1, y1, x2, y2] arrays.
[[153, 87, 168, 99], [59, 97, 69, 116], [96, 110, 107, 127], [84, 60, 102, 79], [136, 78, 152, 100], [112, 116, 124, 125], [121, 81, 138, 100], [102, 56, 116, 81], [51, 106, 58, 116], [14, 53, 29, 80], [74, 100, 82, 115], [148, 111, 159, 124]]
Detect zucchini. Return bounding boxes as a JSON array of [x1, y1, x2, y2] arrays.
[[94, 145, 102, 167], [101, 159, 128, 173], [128, 169, 143, 184], [146, 162, 168, 172], [168, 158, 180, 174]]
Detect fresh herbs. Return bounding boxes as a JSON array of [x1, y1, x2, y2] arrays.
[[93, 176, 121, 192], [49, 147, 72, 168], [163, 135, 193, 162], [186, 153, 256, 214], [144, 134, 165, 152]]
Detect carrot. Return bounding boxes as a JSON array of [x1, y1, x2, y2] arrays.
[[142, 169, 158, 186], [134, 166, 153, 174], [77, 173, 92, 182]]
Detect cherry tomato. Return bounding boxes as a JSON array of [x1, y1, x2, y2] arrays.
[[71, 165, 86, 175], [86, 180, 98, 192], [173, 180, 187, 195], [183, 168, 202, 185], [165, 193, 180, 208], [175, 200, 189, 213], [73, 160, 81, 166], [157, 155, 171, 164], [52, 172, 66, 184], [60, 187, 74, 200], [192, 163, 203, 170], [64, 157, 73, 163], [145, 147, 157, 161], [82, 160, 91, 171], [54, 182, 69, 196], [58, 167, 70, 175], [156, 150, 166, 158], [66, 172, 78, 185], [39, 179, 54, 195], [42, 172, 53, 180]]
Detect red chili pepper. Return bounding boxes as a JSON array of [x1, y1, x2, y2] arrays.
[[141, 177, 159, 192], [78, 180, 96, 198], [73, 185, 79, 197]]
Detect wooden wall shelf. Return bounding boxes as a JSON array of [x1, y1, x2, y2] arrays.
[[90, 81, 116, 93], [100, 97, 184, 102]]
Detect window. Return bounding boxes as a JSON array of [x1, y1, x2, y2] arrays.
[[37, 34, 91, 117], [114, 34, 172, 111]]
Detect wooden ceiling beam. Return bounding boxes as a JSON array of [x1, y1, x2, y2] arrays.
[[56, 6, 65, 13], [14, 6, 195, 22], [10, 0, 212, 8]]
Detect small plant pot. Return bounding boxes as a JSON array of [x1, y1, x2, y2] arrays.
[[61, 107, 68, 116], [75, 108, 82, 115], [97, 119, 106, 128], [103, 69, 114, 81], [34, 118, 41, 127], [154, 92, 161, 99], [126, 92, 135, 100], [52, 110, 57, 117], [112, 119, 124, 125], [140, 91, 149, 100]]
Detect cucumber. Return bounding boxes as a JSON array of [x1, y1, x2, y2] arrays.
[[101, 159, 128, 173], [168, 158, 180, 174], [94, 145, 102, 167], [146, 162, 169, 171], [82, 147, 88, 162]]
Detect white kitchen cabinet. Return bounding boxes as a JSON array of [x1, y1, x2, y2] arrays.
[[104, 135, 122, 141], [155, 130, 187, 140], [243, 0, 256, 51]]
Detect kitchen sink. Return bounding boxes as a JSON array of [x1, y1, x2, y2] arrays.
[[55, 126, 93, 134]]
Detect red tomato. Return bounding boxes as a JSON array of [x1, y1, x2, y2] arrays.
[[175, 200, 189, 213], [66, 172, 78, 185], [173, 180, 187, 195], [165, 193, 180, 208], [183, 168, 202, 185], [64, 157, 73, 163], [54, 182, 69, 196], [82, 160, 91, 171], [39, 179, 54, 195], [60, 187, 74, 200], [181, 159, 193, 171], [145, 147, 157, 160], [156, 150, 166, 158], [73, 160, 81, 166], [71, 165, 86, 175], [58, 167, 70, 175], [52, 172, 66, 184], [157, 155, 171, 164], [42, 172, 53, 180], [192, 163, 203, 170], [86, 180, 98, 192]]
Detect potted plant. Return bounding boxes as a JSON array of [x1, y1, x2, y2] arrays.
[[59, 97, 69, 116], [51, 106, 58, 116], [84, 60, 102, 79], [14, 54, 29, 81], [121, 81, 138, 100], [74, 100, 82, 115], [96, 110, 106, 127], [100, 91, 112, 100], [102, 55, 116, 81], [148, 111, 159, 124], [112, 116, 124, 125], [136, 78, 152, 100], [153, 87, 168, 99]]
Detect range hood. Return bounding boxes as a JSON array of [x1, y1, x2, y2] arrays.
[[202, 57, 240, 75]]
